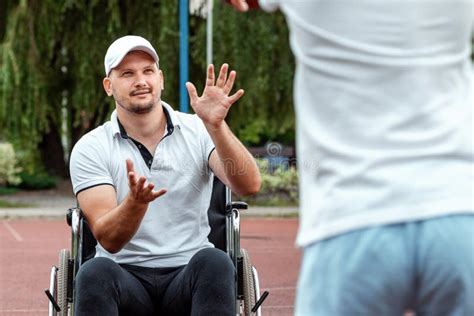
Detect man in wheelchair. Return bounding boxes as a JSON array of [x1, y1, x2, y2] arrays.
[[68, 35, 261, 315]]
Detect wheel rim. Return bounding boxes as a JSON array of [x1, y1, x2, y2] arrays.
[[57, 249, 70, 316], [241, 248, 256, 316]]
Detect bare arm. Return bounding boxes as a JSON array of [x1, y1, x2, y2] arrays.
[[186, 64, 261, 196], [207, 123, 261, 196], [77, 159, 166, 253]]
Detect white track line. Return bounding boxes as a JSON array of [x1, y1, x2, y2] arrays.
[[265, 286, 296, 291], [2, 222, 23, 242], [263, 305, 294, 309]]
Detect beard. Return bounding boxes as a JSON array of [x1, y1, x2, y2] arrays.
[[127, 101, 155, 114], [116, 99, 155, 114], [113, 88, 159, 114]]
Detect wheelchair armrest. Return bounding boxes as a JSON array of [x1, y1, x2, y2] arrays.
[[226, 201, 248, 212], [66, 208, 73, 226]]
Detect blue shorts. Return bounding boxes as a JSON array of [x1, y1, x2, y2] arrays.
[[295, 214, 474, 316]]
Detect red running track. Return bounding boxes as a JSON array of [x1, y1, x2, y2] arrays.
[[0, 218, 300, 316]]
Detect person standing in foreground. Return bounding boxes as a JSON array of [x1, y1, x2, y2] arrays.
[[69, 35, 261, 315], [229, 1, 474, 315]]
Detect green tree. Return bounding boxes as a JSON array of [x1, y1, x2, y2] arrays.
[[0, 1, 294, 178]]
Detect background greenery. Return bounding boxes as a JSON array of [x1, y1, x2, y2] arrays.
[[0, 0, 295, 181], [240, 159, 298, 206]]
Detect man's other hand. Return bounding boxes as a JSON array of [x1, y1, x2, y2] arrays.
[[126, 159, 166, 205]]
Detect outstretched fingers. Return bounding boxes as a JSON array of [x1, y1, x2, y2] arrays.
[[229, 89, 245, 104], [125, 159, 167, 202], [132, 176, 147, 198], [152, 188, 167, 199], [186, 82, 199, 106], [223, 70, 236, 95], [141, 181, 155, 196], [126, 159, 135, 174], [216, 63, 228, 88], [206, 64, 215, 86], [127, 159, 137, 188]]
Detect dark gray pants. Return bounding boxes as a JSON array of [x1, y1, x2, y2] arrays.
[[74, 248, 236, 316]]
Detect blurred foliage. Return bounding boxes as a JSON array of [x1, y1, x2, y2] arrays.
[[238, 158, 298, 206], [0, 141, 22, 186], [16, 171, 57, 190], [0, 187, 19, 195], [0, 1, 295, 176], [191, 2, 295, 144], [0, 199, 33, 208]]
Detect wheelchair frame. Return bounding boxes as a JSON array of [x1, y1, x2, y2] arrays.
[[46, 181, 267, 316]]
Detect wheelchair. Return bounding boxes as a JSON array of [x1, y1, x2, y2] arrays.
[[46, 177, 268, 316]]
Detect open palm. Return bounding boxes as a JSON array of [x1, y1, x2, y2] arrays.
[[186, 64, 244, 129]]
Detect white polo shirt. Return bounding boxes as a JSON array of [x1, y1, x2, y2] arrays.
[[69, 102, 216, 267]]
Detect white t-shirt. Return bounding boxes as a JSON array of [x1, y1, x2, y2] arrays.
[[261, 0, 474, 246], [69, 102, 216, 267]]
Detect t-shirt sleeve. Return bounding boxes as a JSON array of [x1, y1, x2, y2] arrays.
[[69, 135, 114, 196]]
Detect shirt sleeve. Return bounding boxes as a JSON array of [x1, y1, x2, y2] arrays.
[[69, 135, 114, 196]]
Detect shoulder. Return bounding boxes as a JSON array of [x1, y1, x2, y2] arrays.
[[162, 102, 208, 135], [71, 123, 114, 160], [175, 111, 202, 128], [176, 112, 210, 142]]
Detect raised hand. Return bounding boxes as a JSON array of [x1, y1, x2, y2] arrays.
[[126, 159, 166, 205], [186, 64, 244, 129], [228, 0, 250, 11]]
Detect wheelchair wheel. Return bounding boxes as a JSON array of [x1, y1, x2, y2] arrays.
[[241, 248, 256, 316], [57, 249, 70, 316]]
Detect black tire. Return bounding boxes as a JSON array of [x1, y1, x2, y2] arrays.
[[57, 249, 70, 316], [241, 248, 256, 316]]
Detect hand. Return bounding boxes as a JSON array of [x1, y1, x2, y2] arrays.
[[126, 159, 166, 205], [186, 64, 244, 129], [228, 0, 250, 11]]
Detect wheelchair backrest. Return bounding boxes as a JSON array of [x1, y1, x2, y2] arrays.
[[76, 176, 228, 263], [207, 177, 227, 251], [81, 218, 97, 262]]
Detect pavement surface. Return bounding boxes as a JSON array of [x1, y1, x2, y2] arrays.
[[0, 182, 301, 315], [0, 181, 299, 219], [0, 218, 300, 316]]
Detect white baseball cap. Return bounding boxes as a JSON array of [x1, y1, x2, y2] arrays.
[[104, 35, 159, 76]]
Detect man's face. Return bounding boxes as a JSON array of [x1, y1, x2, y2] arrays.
[[103, 50, 163, 114]]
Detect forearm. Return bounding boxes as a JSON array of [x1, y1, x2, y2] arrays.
[[186, 63, 260, 194], [91, 195, 148, 254], [206, 122, 261, 195]]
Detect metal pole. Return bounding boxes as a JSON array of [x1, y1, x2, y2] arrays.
[[205, 2, 237, 311], [206, 0, 213, 65], [179, 0, 189, 113], [206, 1, 231, 203]]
